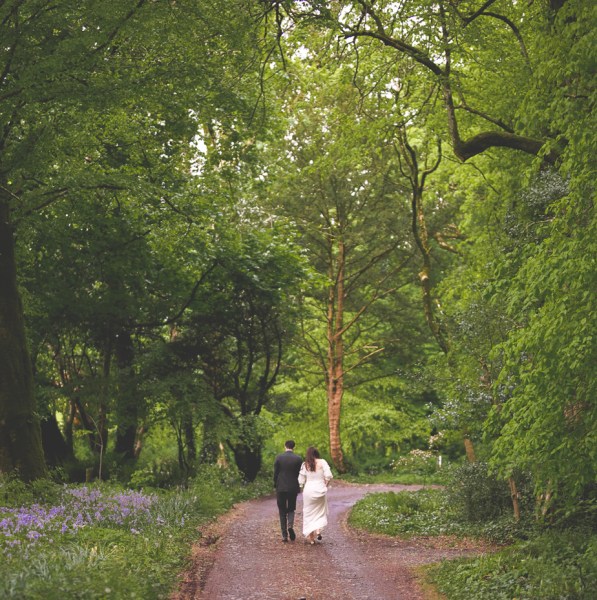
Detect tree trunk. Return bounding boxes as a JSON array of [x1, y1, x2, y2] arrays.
[[40, 413, 73, 467], [64, 398, 76, 454], [398, 129, 448, 355], [463, 436, 477, 462], [114, 330, 138, 460], [232, 442, 261, 482], [184, 413, 196, 463], [99, 338, 111, 452], [200, 414, 220, 464], [537, 482, 554, 519], [0, 197, 47, 481], [74, 395, 96, 452], [133, 425, 146, 459], [411, 185, 450, 354], [508, 476, 521, 522], [326, 239, 346, 472], [176, 422, 186, 473]]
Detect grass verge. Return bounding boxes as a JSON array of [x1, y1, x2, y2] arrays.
[[0, 467, 269, 599], [348, 488, 597, 599]]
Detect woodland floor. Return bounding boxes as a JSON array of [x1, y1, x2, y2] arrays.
[[171, 481, 495, 600]]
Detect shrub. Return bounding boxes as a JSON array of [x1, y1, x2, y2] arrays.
[[447, 462, 513, 522], [129, 458, 186, 489], [392, 449, 440, 476], [349, 489, 457, 537]]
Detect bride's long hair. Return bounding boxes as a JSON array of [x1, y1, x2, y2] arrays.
[[305, 446, 320, 472]]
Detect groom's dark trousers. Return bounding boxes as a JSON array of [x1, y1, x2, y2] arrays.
[[273, 450, 303, 539]]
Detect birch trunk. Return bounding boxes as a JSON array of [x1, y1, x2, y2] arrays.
[[509, 477, 521, 522]]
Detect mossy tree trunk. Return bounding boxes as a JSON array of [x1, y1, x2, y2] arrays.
[[0, 196, 46, 480]]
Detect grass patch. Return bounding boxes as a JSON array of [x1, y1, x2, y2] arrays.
[[425, 531, 597, 599], [339, 471, 447, 486], [349, 488, 529, 542], [0, 467, 269, 599], [348, 487, 597, 599], [349, 489, 452, 537]]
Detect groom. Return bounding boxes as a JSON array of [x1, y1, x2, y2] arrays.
[[273, 440, 303, 542]]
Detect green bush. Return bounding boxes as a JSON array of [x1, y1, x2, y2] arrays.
[[129, 458, 187, 489], [0, 473, 63, 507], [447, 462, 513, 522], [349, 485, 536, 544], [392, 449, 440, 476], [349, 489, 458, 537]]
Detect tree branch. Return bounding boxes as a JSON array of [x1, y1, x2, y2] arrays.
[[134, 261, 219, 330], [93, 0, 148, 55], [453, 130, 553, 162], [457, 0, 501, 24], [455, 100, 514, 133], [480, 12, 531, 67]]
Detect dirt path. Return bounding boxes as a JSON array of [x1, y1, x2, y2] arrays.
[[172, 481, 492, 600]]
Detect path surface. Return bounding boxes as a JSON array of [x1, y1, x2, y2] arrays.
[[172, 481, 491, 600]]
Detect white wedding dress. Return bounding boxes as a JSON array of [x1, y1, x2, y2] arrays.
[[298, 458, 333, 537]]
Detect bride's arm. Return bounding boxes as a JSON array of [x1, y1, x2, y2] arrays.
[[322, 459, 333, 485], [298, 462, 307, 487]]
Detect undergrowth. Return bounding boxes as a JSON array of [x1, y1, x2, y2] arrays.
[[348, 465, 597, 599], [349, 489, 532, 543], [0, 467, 269, 599], [427, 531, 597, 600]]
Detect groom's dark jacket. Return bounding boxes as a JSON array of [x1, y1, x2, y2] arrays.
[[273, 451, 303, 493]]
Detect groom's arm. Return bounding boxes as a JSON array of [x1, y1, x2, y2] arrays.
[[273, 457, 280, 488]]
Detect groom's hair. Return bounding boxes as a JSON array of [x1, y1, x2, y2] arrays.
[[285, 440, 295, 449]]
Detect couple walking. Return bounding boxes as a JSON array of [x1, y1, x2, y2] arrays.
[[273, 440, 333, 544]]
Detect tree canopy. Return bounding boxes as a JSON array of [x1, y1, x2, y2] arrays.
[[0, 0, 594, 510]]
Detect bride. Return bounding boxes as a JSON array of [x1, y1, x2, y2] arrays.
[[298, 447, 333, 544]]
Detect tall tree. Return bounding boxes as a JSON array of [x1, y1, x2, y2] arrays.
[[428, 0, 596, 504], [264, 61, 418, 471], [1, 0, 268, 478], [171, 221, 308, 481]]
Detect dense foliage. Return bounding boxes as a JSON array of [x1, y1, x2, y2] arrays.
[[0, 2, 594, 599]]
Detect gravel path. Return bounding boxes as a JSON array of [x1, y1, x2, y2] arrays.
[[172, 481, 492, 600]]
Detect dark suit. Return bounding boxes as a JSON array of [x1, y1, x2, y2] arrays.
[[273, 450, 303, 539]]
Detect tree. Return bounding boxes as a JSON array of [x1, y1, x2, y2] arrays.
[[0, 198, 46, 480], [1, 0, 270, 479], [266, 0, 566, 163], [262, 58, 422, 471], [260, 0, 596, 501], [429, 0, 597, 504], [170, 220, 308, 481]]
